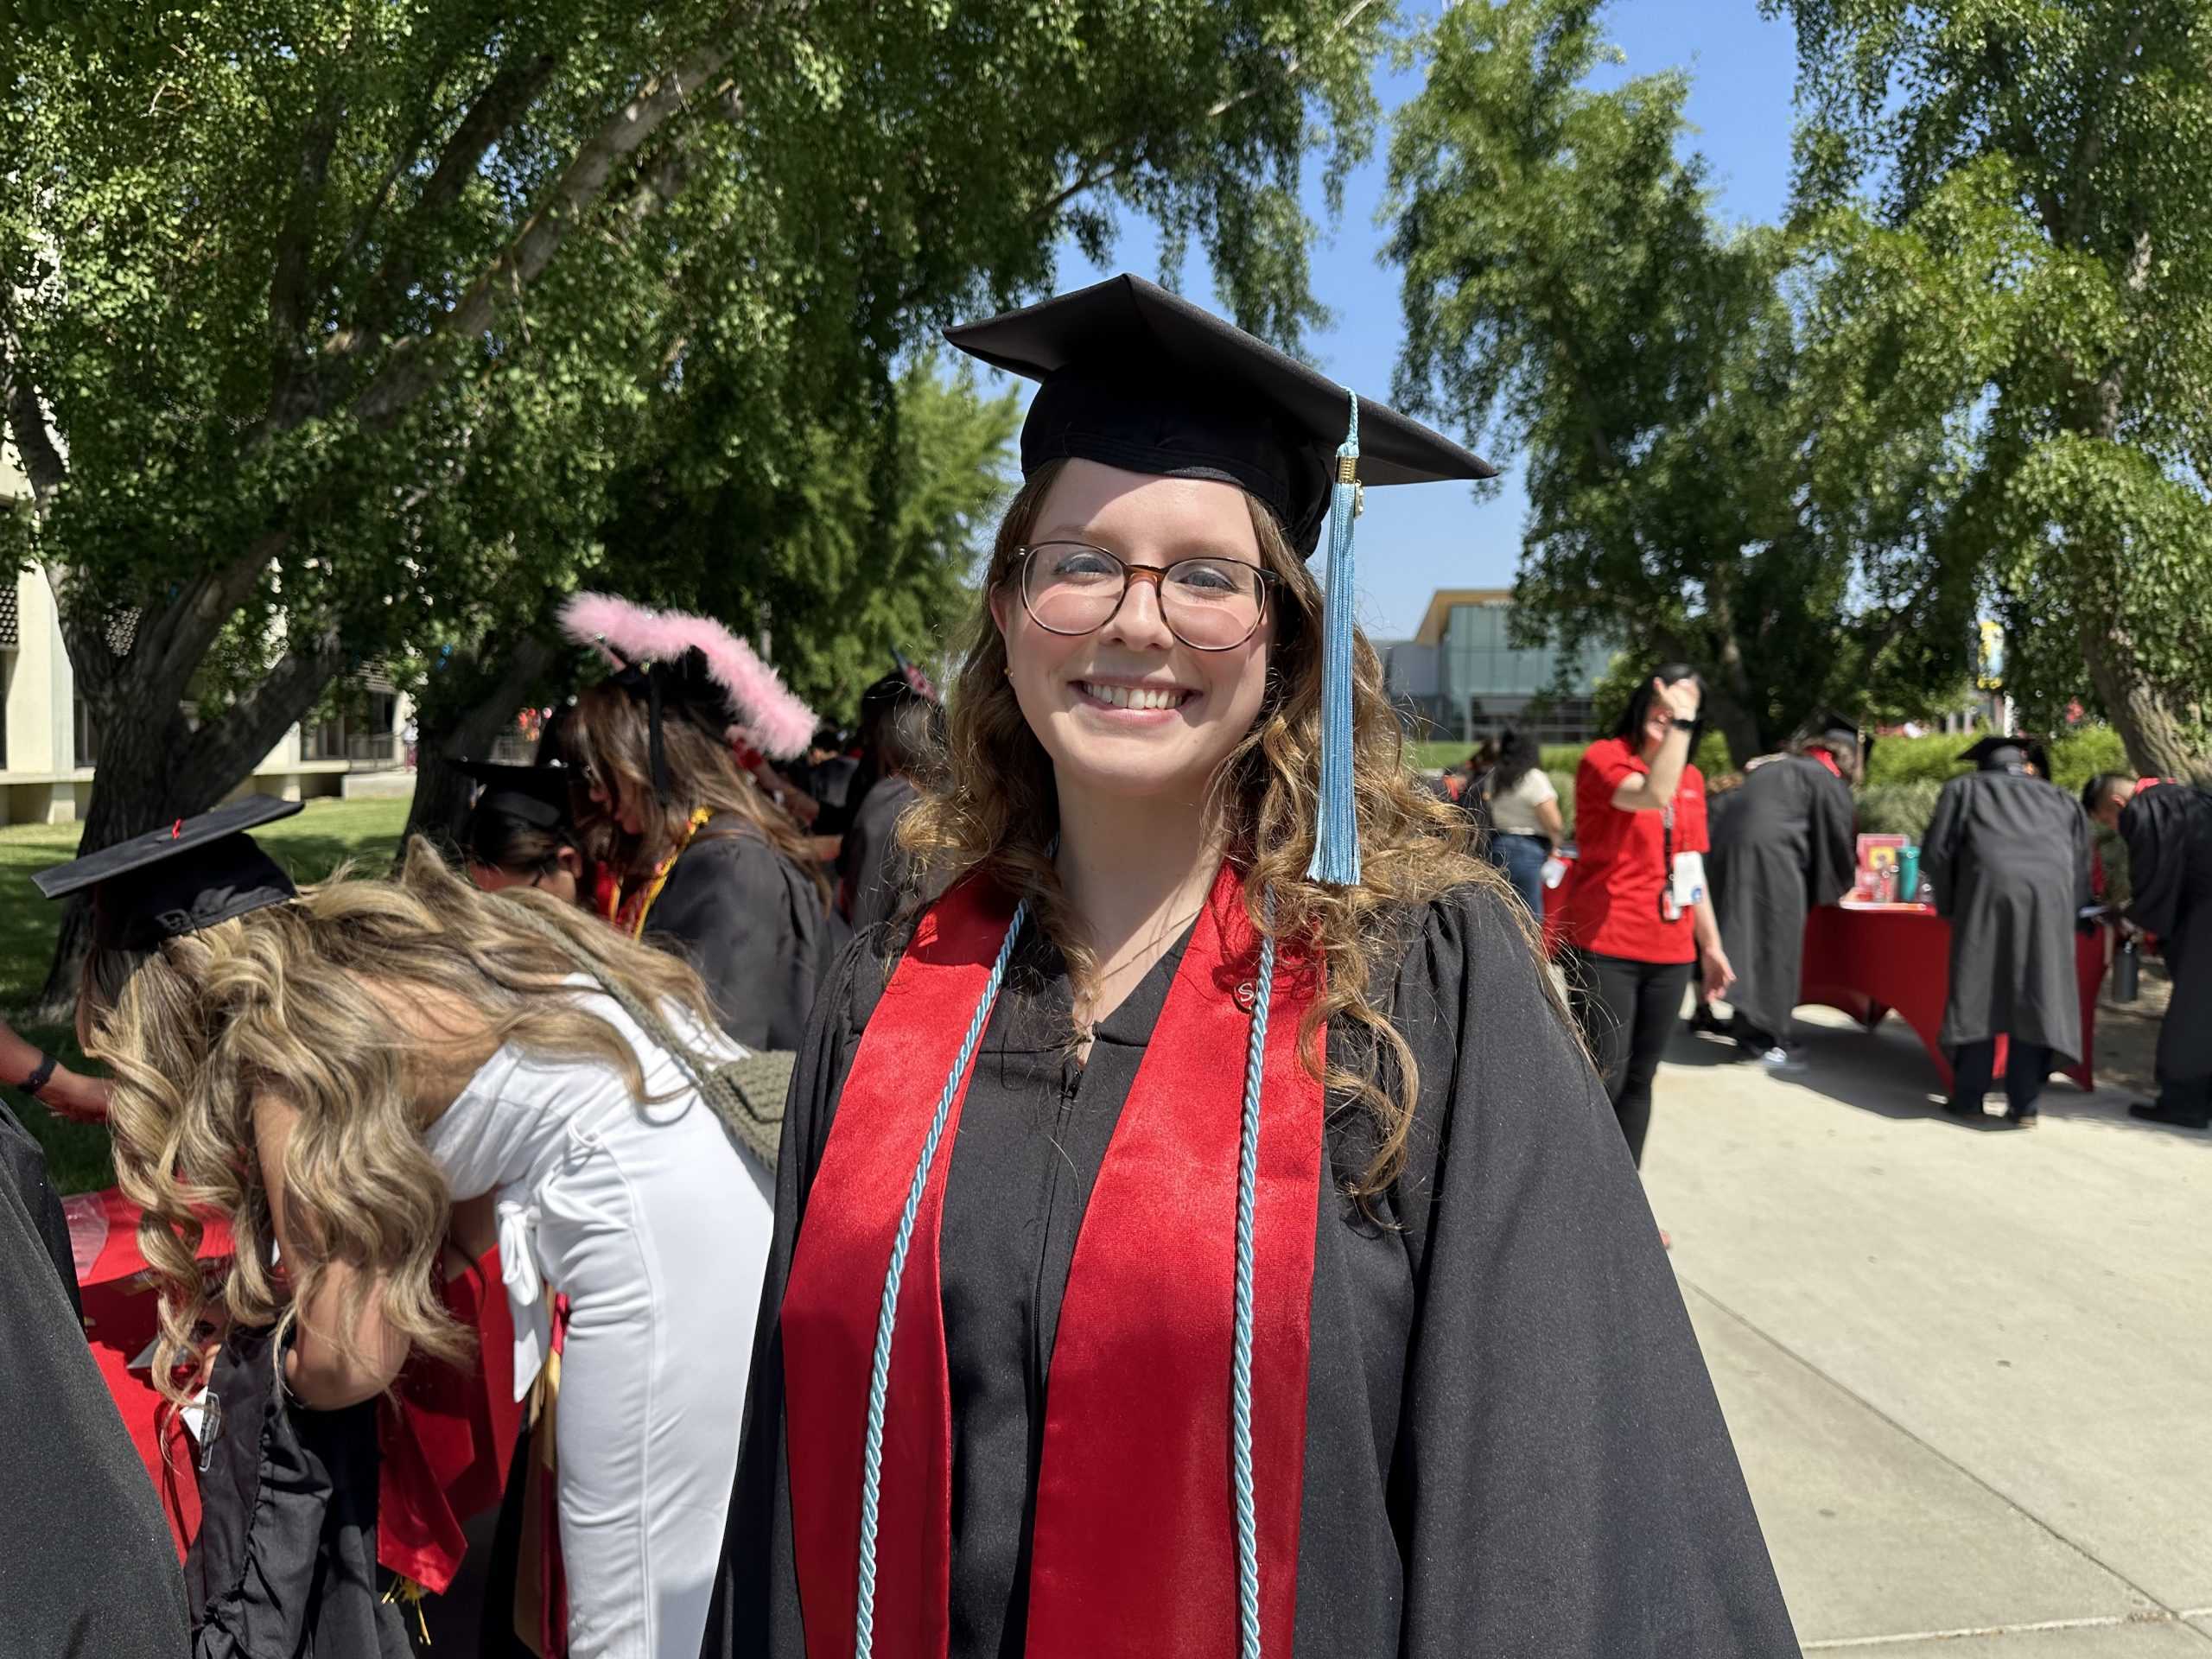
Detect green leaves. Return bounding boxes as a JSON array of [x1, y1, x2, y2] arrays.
[[1385, 0, 1978, 762], [1772, 0, 2212, 772], [3, 0, 1395, 833]]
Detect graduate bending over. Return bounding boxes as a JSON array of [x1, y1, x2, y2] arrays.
[[706, 275, 1796, 1658], [43, 801, 772, 1659]]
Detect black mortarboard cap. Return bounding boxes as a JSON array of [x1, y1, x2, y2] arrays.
[[1801, 709, 1872, 764], [32, 796, 303, 949], [458, 760, 574, 831], [944, 273, 1495, 556], [1960, 734, 2051, 774]]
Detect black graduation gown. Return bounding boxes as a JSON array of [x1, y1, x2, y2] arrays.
[[188, 1326, 409, 1658], [836, 773, 921, 936], [702, 884, 1799, 1656], [0, 1102, 189, 1658], [647, 814, 829, 1051], [1710, 756, 1857, 1041], [2120, 783, 2212, 1085], [1923, 769, 2092, 1060]]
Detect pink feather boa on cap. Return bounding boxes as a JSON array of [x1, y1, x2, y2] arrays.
[[559, 592, 817, 761]]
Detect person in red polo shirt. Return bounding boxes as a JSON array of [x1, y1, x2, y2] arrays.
[[1561, 667, 1734, 1167]]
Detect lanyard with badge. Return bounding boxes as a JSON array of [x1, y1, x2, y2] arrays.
[[1657, 798, 1707, 922]]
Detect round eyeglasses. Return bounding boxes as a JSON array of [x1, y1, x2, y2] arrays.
[[1015, 543, 1277, 652]]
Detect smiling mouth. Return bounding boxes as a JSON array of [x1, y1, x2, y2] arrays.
[[1076, 680, 1195, 712]]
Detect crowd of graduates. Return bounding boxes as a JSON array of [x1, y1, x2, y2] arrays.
[[1452, 685, 2212, 1184], [9, 274, 2058, 1659]]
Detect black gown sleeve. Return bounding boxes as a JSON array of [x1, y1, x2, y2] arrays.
[[1380, 887, 1798, 1655], [700, 930, 892, 1657], [1808, 769, 1859, 906], [647, 832, 825, 1051], [0, 1113, 190, 1658], [2121, 788, 2193, 938]]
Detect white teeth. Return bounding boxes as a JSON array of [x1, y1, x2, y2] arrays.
[[1083, 681, 1185, 711]]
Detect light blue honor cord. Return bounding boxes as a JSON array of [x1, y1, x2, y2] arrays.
[[851, 890, 1279, 1659], [854, 900, 1028, 1659]]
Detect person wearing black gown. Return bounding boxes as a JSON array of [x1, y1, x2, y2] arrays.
[[1923, 736, 2092, 1126], [555, 593, 831, 1051], [1707, 715, 1862, 1063], [2099, 775, 2212, 1129], [836, 681, 941, 934], [702, 274, 1797, 1657]]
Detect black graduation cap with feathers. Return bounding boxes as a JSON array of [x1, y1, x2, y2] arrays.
[[32, 797, 303, 950]]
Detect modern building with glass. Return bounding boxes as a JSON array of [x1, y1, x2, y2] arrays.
[[1380, 588, 1617, 747]]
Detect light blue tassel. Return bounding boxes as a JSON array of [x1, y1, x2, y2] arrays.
[[1306, 391, 1362, 887]]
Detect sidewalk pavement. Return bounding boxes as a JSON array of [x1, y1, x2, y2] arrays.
[[1644, 1007, 2212, 1655]]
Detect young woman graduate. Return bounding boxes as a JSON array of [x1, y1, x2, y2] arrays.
[[556, 594, 832, 1051], [703, 274, 1798, 1658], [461, 757, 591, 903], [40, 797, 774, 1658]]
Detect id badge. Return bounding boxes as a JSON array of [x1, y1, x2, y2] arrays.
[[1669, 851, 1707, 912]]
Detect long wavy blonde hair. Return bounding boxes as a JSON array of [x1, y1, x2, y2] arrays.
[[902, 460, 1514, 1200], [81, 839, 721, 1404]]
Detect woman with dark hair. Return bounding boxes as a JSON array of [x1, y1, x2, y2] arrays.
[[555, 594, 831, 1052], [1480, 728, 1564, 918], [460, 759, 589, 905], [709, 276, 1794, 1656], [1559, 667, 1734, 1169]]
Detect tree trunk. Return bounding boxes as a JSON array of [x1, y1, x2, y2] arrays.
[[2081, 620, 2207, 783], [1704, 690, 1764, 772], [33, 699, 200, 1020], [34, 639, 346, 1020], [397, 634, 562, 864]]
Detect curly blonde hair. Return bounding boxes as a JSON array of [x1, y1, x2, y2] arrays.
[[81, 839, 721, 1404], [901, 461, 1513, 1200]]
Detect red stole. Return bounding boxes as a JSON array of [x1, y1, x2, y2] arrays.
[[780, 861, 1324, 1657]]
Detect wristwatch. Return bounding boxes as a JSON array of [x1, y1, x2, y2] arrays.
[[19, 1052, 58, 1099]]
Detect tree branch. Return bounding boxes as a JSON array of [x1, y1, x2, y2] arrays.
[[343, 47, 563, 352], [2059, 12, 2148, 245], [351, 22, 753, 432], [180, 628, 350, 804], [0, 321, 69, 503], [260, 81, 348, 435]]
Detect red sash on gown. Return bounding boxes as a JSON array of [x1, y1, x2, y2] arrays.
[[781, 861, 1325, 1657]]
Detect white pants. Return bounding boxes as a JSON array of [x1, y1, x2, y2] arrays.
[[522, 1097, 772, 1658]]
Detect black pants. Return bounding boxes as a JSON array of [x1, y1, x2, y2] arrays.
[[1570, 950, 1694, 1166], [1951, 1038, 2054, 1116]]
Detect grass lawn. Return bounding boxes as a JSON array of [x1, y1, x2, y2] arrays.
[[2, 797, 413, 1194]]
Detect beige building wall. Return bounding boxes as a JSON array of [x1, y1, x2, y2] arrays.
[[1, 442, 410, 826]]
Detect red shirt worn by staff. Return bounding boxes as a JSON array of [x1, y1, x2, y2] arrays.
[[1560, 734, 1709, 965]]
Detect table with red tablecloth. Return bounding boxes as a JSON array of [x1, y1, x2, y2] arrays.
[[1540, 856, 2109, 1091]]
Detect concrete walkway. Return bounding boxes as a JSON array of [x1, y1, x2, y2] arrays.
[[1643, 1007, 2212, 1654]]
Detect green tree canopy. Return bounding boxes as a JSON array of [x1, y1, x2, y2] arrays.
[[1, 0, 1392, 1007], [1771, 0, 2212, 779], [1383, 0, 1980, 766]]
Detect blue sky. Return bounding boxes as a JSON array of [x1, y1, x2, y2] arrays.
[[1033, 0, 1802, 640]]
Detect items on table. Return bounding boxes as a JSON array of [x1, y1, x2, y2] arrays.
[[1853, 834, 1912, 904]]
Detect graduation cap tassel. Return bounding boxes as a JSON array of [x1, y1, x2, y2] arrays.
[[1306, 391, 1363, 888], [647, 666, 671, 800]]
